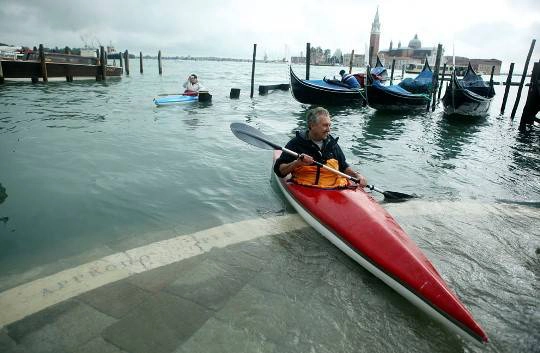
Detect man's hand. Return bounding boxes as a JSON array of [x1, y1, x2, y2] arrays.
[[345, 167, 367, 187], [297, 153, 314, 166]]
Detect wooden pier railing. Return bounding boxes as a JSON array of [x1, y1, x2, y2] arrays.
[[0, 45, 122, 83]]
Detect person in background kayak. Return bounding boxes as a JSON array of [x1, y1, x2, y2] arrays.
[[339, 69, 361, 89], [183, 74, 201, 95], [273, 107, 367, 189]]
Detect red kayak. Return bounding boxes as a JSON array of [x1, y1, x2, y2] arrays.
[[273, 151, 488, 343]]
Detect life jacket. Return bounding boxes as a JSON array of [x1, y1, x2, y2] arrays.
[[291, 158, 349, 188]]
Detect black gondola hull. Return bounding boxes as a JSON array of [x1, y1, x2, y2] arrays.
[[366, 84, 430, 111], [442, 87, 493, 117], [442, 65, 495, 118], [289, 67, 364, 106]]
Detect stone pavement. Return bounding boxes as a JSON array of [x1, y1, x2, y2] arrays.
[[0, 213, 464, 353]]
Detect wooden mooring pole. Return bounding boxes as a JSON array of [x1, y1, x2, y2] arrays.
[[429, 44, 443, 111], [500, 63, 515, 114], [489, 65, 495, 87], [306, 43, 311, 80], [100, 46, 107, 81], [119, 52, 123, 68], [348, 50, 354, 74], [519, 61, 540, 131], [389, 59, 396, 85], [39, 44, 48, 83], [510, 39, 536, 119], [158, 50, 162, 75], [64, 47, 73, 82], [250, 44, 257, 98], [0, 59, 4, 84], [31, 46, 38, 83], [124, 50, 130, 76], [139, 52, 143, 74], [437, 63, 447, 100]]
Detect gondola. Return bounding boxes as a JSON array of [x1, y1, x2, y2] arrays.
[[398, 60, 433, 94], [289, 66, 365, 106], [364, 61, 431, 111], [442, 63, 495, 117]]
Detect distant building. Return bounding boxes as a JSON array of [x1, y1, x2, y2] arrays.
[[378, 34, 440, 68], [80, 48, 98, 58], [290, 56, 306, 64], [343, 53, 365, 67], [368, 7, 381, 67], [444, 56, 502, 75]]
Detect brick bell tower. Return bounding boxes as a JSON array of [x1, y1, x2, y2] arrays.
[[369, 7, 381, 67]]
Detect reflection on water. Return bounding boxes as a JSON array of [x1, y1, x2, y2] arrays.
[[363, 110, 409, 140], [0, 183, 7, 205], [430, 115, 486, 168]]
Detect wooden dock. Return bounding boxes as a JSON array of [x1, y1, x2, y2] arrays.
[[0, 45, 122, 83]]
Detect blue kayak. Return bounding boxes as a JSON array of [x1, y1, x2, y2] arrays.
[[153, 95, 198, 106]]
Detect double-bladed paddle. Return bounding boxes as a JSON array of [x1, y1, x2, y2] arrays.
[[230, 122, 416, 202]]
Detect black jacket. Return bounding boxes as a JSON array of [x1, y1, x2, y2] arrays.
[[273, 130, 349, 180]]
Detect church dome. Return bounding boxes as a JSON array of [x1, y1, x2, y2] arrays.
[[408, 34, 421, 49]]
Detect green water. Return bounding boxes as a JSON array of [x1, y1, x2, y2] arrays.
[[0, 60, 539, 352]]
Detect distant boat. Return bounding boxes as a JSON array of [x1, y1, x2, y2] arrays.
[[442, 63, 495, 117], [364, 60, 431, 111], [406, 63, 467, 77], [289, 66, 365, 106]]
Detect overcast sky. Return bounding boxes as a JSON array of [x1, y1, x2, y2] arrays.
[[1, 0, 538, 72]]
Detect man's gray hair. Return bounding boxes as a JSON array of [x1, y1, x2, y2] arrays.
[[306, 107, 329, 127]]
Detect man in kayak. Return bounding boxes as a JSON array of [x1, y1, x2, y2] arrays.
[[273, 107, 367, 188], [339, 69, 361, 89], [183, 74, 201, 95]]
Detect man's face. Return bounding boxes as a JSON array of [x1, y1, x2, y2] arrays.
[[309, 114, 331, 141], [189, 76, 197, 83]]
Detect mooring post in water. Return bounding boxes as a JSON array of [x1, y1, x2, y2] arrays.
[[437, 63, 447, 100], [519, 61, 540, 131], [500, 63, 515, 114], [0, 58, 4, 84], [64, 46, 73, 82], [250, 44, 257, 98], [306, 42, 311, 80], [198, 91, 212, 102], [31, 46, 38, 83], [230, 88, 240, 99], [389, 59, 395, 85], [124, 50, 130, 76], [158, 50, 162, 75], [429, 44, 443, 111], [100, 46, 107, 81], [39, 44, 48, 83], [119, 51, 123, 68], [489, 65, 495, 90], [349, 50, 354, 74], [401, 64, 405, 81], [139, 52, 143, 74], [511, 39, 536, 119]]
